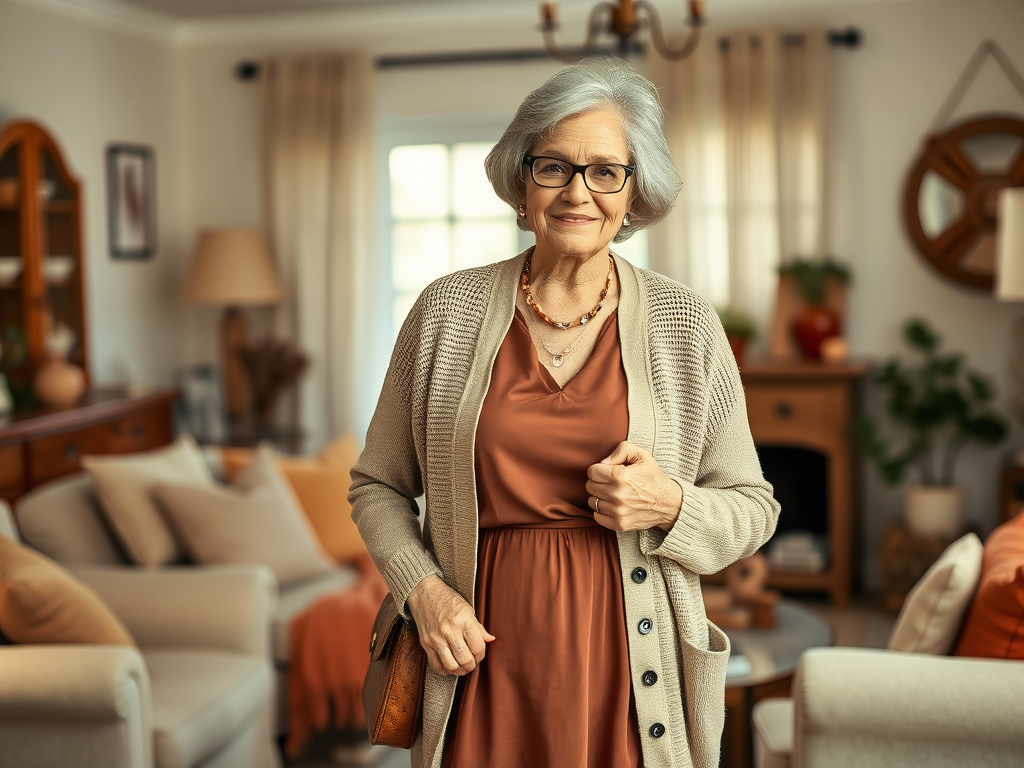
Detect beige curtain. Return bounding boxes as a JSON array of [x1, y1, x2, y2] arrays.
[[648, 29, 833, 347], [261, 52, 376, 453]]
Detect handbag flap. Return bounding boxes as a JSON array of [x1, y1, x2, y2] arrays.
[[369, 593, 406, 662]]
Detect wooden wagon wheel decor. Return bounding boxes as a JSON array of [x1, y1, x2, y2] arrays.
[[903, 115, 1024, 292]]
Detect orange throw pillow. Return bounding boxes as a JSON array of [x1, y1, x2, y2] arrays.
[[0, 537, 136, 646], [221, 434, 367, 564], [954, 513, 1024, 659]]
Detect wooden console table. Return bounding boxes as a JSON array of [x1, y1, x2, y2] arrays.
[[739, 359, 868, 607], [0, 387, 178, 504]]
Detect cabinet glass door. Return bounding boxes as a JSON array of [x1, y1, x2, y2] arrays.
[[0, 141, 30, 406], [39, 144, 84, 370]]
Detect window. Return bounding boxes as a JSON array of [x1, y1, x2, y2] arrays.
[[388, 142, 518, 335], [385, 135, 648, 339]]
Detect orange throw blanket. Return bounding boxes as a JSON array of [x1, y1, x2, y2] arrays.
[[286, 555, 390, 757]]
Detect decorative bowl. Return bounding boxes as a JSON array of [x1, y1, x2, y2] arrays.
[[0, 257, 23, 286], [44, 255, 76, 284]]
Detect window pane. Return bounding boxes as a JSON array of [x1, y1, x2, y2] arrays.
[[394, 291, 419, 337], [452, 143, 509, 219], [612, 229, 648, 269], [453, 221, 519, 271], [392, 222, 450, 292], [390, 145, 449, 219]]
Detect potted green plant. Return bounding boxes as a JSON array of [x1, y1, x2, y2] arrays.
[[777, 258, 851, 359], [716, 307, 757, 366], [853, 318, 1008, 539]]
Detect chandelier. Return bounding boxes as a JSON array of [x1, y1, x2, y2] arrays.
[[540, 0, 705, 63]]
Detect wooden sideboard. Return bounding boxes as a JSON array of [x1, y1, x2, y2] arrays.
[[0, 387, 178, 504], [739, 359, 868, 607]]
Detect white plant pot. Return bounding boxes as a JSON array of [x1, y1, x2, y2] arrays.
[[905, 484, 965, 540]]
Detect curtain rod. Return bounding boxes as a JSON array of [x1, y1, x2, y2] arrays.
[[234, 26, 862, 81]]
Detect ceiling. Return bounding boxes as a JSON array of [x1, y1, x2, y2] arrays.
[[107, 0, 915, 20], [115, 0, 538, 19]]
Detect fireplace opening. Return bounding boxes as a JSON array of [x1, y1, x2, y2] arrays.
[[756, 445, 830, 571]]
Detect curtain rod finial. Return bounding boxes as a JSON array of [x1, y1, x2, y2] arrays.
[[828, 27, 863, 49], [235, 60, 261, 81]]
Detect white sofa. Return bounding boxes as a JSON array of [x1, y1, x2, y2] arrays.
[[11, 470, 359, 737], [753, 644, 1024, 767], [0, 501, 282, 768]]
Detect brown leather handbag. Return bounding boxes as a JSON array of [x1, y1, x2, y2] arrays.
[[362, 593, 427, 749]]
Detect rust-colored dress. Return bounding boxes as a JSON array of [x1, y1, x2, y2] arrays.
[[443, 308, 643, 768]]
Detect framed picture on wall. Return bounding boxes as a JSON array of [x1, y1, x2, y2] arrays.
[[106, 144, 156, 259]]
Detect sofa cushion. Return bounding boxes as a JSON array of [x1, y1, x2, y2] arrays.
[[154, 445, 336, 587], [15, 473, 127, 565], [221, 433, 367, 563], [887, 532, 983, 655], [955, 514, 1024, 659], [146, 649, 270, 768], [752, 698, 793, 768], [272, 567, 359, 666], [83, 435, 213, 567], [0, 536, 135, 646]]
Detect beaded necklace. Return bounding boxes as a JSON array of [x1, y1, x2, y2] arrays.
[[519, 253, 614, 330]]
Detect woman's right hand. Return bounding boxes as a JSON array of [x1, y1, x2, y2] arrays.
[[406, 575, 495, 676]]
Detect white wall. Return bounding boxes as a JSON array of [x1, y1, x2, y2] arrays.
[[0, 0, 183, 389]]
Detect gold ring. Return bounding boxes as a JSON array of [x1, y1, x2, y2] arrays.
[[594, 498, 601, 514]]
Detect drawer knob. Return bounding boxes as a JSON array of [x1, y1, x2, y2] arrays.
[[775, 402, 794, 419], [63, 443, 79, 460]]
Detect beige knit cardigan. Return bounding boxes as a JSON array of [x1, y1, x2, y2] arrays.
[[349, 249, 780, 768]]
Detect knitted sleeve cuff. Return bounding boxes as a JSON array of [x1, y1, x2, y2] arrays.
[[383, 544, 443, 613], [639, 478, 706, 563]]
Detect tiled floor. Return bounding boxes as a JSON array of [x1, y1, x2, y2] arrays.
[[285, 594, 896, 768]]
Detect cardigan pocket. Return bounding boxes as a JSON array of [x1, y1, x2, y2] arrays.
[[681, 619, 730, 768]]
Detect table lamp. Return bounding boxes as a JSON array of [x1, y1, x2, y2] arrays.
[[996, 187, 1024, 465], [181, 228, 282, 421]]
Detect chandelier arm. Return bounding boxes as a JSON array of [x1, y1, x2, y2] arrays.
[[542, 2, 615, 63], [634, 0, 703, 61]]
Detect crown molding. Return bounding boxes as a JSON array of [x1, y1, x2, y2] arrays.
[[175, 1, 557, 47], [7, 0, 178, 42]]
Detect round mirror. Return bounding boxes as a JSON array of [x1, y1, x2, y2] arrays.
[[903, 115, 1024, 291]]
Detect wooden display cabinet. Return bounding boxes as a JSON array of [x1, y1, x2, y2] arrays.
[[0, 119, 87, 409]]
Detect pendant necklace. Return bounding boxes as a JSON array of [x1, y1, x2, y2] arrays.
[[520, 253, 614, 330]]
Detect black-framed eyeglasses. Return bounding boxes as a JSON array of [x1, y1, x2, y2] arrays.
[[523, 155, 635, 194]]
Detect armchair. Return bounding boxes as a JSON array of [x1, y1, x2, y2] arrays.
[[0, 501, 282, 768], [754, 647, 1024, 768]]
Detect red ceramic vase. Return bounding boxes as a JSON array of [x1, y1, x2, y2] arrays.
[[791, 305, 841, 360]]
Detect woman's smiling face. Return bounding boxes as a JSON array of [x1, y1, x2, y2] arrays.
[[524, 108, 634, 262]]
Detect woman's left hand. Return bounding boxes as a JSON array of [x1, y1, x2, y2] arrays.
[[586, 441, 683, 533]]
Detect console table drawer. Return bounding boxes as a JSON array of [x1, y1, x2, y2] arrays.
[[107, 407, 172, 454], [746, 385, 840, 439], [28, 426, 108, 484]]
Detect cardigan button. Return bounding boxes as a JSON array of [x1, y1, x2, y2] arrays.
[[642, 670, 658, 686], [638, 618, 654, 635], [650, 723, 666, 738], [631, 567, 648, 584]]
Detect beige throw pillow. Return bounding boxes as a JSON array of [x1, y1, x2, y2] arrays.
[[154, 445, 336, 586], [0, 537, 135, 646], [887, 532, 983, 655], [83, 435, 213, 567]]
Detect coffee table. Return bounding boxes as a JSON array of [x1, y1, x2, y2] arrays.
[[721, 599, 833, 768]]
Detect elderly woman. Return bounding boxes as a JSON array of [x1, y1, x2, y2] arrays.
[[350, 60, 779, 768]]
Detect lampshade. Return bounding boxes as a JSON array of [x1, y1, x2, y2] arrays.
[[996, 187, 1024, 302], [181, 228, 282, 305]]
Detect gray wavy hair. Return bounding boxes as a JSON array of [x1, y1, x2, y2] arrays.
[[484, 59, 682, 243]]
